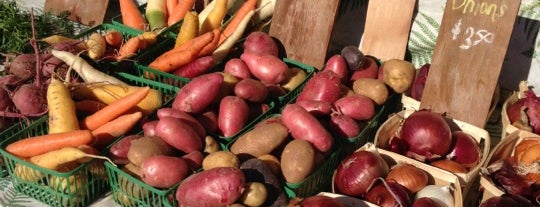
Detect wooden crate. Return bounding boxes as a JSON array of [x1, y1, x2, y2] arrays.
[[373, 109, 490, 205], [479, 130, 540, 203]]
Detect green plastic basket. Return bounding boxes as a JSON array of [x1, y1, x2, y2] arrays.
[[338, 93, 401, 159], [0, 116, 109, 207], [275, 58, 316, 107], [105, 161, 178, 207], [115, 69, 185, 105], [119, 63, 190, 89], [0, 119, 36, 177]]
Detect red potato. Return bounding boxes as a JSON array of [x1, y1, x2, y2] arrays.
[[349, 56, 379, 83], [155, 117, 202, 154], [240, 52, 289, 84], [329, 114, 361, 138], [176, 167, 245, 207], [224, 58, 252, 80], [243, 31, 279, 57], [281, 104, 334, 153], [324, 54, 348, 83], [295, 99, 333, 117], [333, 94, 375, 121], [157, 107, 206, 138], [140, 155, 190, 188], [172, 72, 224, 113], [109, 134, 142, 164], [171, 56, 215, 78], [234, 78, 268, 103], [182, 150, 205, 171], [142, 120, 159, 136], [218, 96, 250, 137], [195, 109, 219, 134], [296, 70, 342, 105]]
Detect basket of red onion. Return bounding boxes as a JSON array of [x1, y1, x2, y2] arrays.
[[372, 108, 490, 205], [478, 129, 540, 206], [331, 142, 463, 207]]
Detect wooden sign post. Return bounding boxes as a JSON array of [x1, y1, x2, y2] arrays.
[[268, 0, 340, 69], [360, 0, 416, 61], [419, 0, 521, 127]]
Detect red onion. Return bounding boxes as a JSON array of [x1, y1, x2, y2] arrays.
[[446, 131, 481, 168], [490, 159, 533, 198], [479, 194, 534, 207], [298, 195, 348, 207], [364, 179, 411, 207], [411, 64, 430, 101], [334, 150, 386, 197], [412, 197, 442, 207], [400, 110, 452, 161], [389, 137, 409, 155]]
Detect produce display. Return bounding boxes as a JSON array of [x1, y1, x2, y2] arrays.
[[2, 0, 538, 207]]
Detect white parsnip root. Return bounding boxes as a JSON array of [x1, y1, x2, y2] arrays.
[[50, 49, 127, 85]]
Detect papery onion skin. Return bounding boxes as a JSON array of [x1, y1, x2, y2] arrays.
[[479, 194, 534, 207], [385, 163, 428, 193], [446, 131, 481, 168], [430, 159, 468, 173], [524, 90, 540, 134], [507, 98, 526, 124], [412, 197, 442, 207], [334, 150, 385, 197], [400, 110, 452, 161], [299, 195, 348, 207], [364, 181, 411, 207], [491, 159, 532, 198]]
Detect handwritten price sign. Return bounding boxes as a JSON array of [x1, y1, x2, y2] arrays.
[[419, 0, 521, 128]]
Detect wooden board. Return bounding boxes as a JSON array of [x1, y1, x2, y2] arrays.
[[419, 0, 521, 128], [360, 0, 416, 61], [268, 0, 340, 69], [44, 0, 110, 27]]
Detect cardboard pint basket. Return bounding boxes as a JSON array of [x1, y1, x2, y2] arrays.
[[331, 143, 463, 207], [478, 130, 540, 203], [373, 109, 490, 203]]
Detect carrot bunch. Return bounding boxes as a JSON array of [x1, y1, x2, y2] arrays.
[[148, 0, 259, 76], [5, 84, 151, 176]]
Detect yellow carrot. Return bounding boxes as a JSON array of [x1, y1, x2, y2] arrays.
[[47, 78, 79, 134], [30, 147, 114, 170], [71, 83, 163, 115], [199, 0, 228, 34], [175, 11, 199, 48]]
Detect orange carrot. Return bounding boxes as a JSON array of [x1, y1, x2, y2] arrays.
[[104, 30, 124, 48], [218, 0, 257, 45], [6, 130, 94, 158], [198, 28, 221, 56], [116, 36, 147, 61], [167, 0, 196, 26], [166, 0, 179, 17], [119, 0, 147, 31], [75, 100, 108, 114], [91, 111, 143, 149], [81, 87, 150, 131], [149, 31, 214, 72]]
